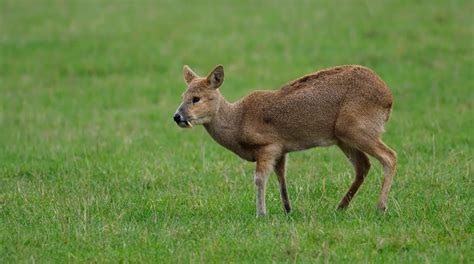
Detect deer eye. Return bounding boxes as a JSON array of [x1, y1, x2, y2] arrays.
[[192, 97, 200, 104]]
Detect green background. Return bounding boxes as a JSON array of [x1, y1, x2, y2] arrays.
[[1, 0, 472, 262]]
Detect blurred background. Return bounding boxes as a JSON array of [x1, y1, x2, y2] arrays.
[[1, 0, 472, 262]]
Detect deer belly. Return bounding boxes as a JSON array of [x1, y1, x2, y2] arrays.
[[285, 137, 336, 151]]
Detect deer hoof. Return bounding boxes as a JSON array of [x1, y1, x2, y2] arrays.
[[377, 203, 387, 212]]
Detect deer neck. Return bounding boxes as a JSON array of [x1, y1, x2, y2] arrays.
[[204, 93, 242, 152]]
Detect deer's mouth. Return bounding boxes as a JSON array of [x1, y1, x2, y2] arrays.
[[177, 120, 193, 128]]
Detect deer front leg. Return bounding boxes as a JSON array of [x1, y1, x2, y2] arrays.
[[254, 158, 275, 217], [275, 154, 291, 213]]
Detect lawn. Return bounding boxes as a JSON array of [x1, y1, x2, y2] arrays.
[[0, 0, 472, 262]]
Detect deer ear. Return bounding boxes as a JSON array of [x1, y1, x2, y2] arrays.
[[207, 65, 224, 89], [183, 65, 198, 84]]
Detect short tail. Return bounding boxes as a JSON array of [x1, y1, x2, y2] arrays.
[[384, 102, 392, 122]]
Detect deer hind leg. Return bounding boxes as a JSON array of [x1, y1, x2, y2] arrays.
[[338, 134, 397, 211], [336, 112, 397, 211], [370, 140, 397, 211], [337, 142, 371, 209], [274, 154, 291, 213]]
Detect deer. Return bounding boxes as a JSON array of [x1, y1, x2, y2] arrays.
[[173, 64, 397, 216]]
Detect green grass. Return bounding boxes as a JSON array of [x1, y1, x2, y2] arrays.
[[1, 0, 473, 262]]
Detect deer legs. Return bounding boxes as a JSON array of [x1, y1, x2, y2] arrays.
[[254, 145, 291, 216], [275, 154, 291, 213], [254, 158, 273, 216], [253, 136, 397, 215], [337, 142, 371, 209]]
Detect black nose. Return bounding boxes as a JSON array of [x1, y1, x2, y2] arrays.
[[173, 113, 181, 123]]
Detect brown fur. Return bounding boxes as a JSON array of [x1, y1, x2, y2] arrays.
[[174, 65, 397, 216]]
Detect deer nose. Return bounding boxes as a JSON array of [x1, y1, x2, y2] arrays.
[[173, 113, 182, 123]]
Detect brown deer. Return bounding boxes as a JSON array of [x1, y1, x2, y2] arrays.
[[173, 64, 397, 216]]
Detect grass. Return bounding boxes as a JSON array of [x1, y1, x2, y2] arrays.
[[0, 0, 473, 262]]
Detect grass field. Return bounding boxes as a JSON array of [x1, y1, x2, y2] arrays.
[[1, 0, 473, 262]]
